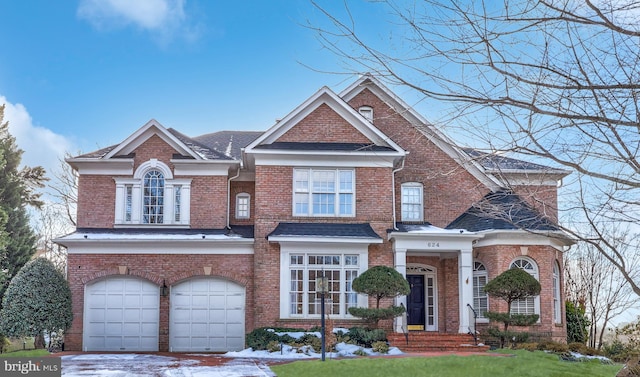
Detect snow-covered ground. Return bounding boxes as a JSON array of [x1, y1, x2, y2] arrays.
[[61, 337, 403, 376]]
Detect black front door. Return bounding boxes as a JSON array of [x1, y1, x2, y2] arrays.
[[406, 274, 425, 330]]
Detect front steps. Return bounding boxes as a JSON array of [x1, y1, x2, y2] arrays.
[[387, 332, 491, 353]]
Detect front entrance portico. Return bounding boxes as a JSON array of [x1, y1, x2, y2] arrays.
[[388, 225, 483, 334]]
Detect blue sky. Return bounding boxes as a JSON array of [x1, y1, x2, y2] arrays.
[[0, 0, 402, 178]]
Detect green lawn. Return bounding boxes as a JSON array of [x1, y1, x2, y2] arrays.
[[270, 350, 623, 377], [0, 349, 50, 357]]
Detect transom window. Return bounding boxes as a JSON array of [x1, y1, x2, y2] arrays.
[[114, 159, 191, 226], [510, 258, 540, 316], [293, 168, 354, 217], [288, 253, 361, 318], [473, 261, 489, 318], [401, 182, 423, 222]]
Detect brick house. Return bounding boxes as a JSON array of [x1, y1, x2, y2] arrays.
[[55, 75, 571, 352]]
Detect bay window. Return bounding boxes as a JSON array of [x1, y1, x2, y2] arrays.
[[284, 251, 366, 318]]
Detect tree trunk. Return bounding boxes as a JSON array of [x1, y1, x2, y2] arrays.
[[34, 334, 45, 349]]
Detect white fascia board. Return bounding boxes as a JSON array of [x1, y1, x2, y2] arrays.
[[66, 158, 134, 175], [245, 88, 405, 153], [274, 239, 380, 252], [474, 229, 574, 250], [171, 159, 239, 176], [341, 76, 501, 190], [388, 231, 482, 251], [252, 151, 401, 168], [487, 170, 570, 186], [105, 119, 202, 160], [60, 238, 255, 254]]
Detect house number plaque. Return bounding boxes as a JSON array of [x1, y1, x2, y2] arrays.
[[426, 242, 440, 248]]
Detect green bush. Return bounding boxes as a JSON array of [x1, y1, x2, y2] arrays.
[[353, 348, 368, 356], [348, 327, 387, 348], [299, 333, 322, 352], [486, 327, 529, 348], [514, 342, 538, 352], [246, 328, 282, 350], [267, 340, 281, 353], [372, 341, 389, 354], [0, 335, 9, 353]]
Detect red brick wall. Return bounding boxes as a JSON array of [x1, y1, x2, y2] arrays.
[[189, 176, 228, 228], [475, 244, 567, 341], [229, 181, 256, 226], [347, 89, 489, 227], [77, 175, 116, 228], [277, 104, 371, 143], [66, 253, 254, 352]]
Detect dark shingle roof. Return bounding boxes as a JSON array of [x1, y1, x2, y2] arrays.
[[463, 148, 563, 172], [193, 131, 263, 160], [446, 190, 560, 232], [268, 222, 381, 239], [167, 128, 235, 160], [254, 142, 396, 152]]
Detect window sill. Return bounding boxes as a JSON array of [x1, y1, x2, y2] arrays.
[[114, 223, 191, 229]]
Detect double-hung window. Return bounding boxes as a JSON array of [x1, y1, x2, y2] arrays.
[[293, 168, 354, 216], [473, 261, 489, 318], [401, 182, 423, 222], [288, 253, 361, 318]]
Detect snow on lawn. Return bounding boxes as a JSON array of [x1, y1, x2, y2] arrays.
[[225, 328, 403, 360], [225, 341, 404, 360]]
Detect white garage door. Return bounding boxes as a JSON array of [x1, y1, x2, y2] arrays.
[[170, 277, 245, 352], [84, 277, 160, 351]]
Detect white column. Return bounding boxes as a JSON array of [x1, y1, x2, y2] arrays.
[[458, 248, 474, 334], [393, 248, 407, 333]]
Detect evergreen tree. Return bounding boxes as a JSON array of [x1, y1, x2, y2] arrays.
[[0, 104, 47, 304], [347, 266, 410, 327], [0, 258, 72, 348]]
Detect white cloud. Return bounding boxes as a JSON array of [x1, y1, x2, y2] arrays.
[[77, 0, 198, 44], [0, 96, 75, 182]]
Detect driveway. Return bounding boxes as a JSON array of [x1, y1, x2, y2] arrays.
[[60, 353, 282, 376]]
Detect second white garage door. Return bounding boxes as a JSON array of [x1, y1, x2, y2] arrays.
[[169, 277, 245, 352]]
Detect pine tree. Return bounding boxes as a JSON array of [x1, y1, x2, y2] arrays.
[[0, 104, 47, 305]]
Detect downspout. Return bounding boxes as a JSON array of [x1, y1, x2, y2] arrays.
[[227, 165, 241, 229], [392, 158, 405, 231]]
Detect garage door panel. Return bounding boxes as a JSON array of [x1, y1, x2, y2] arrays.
[[170, 277, 245, 352], [227, 294, 243, 307], [84, 277, 159, 351]]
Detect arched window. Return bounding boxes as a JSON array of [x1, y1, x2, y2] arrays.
[[114, 159, 192, 226], [473, 261, 489, 318], [143, 170, 164, 224], [401, 182, 423, 222], [509, 258, 539, 316], [553, 261, 561, 323]]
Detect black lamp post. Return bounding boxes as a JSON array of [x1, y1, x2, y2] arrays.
[[316, 273, 329, 361]]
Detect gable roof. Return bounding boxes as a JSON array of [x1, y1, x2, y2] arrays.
[[340, 75, 503, 191], [445, 190, 560, 232], [462, 148, 570, 176], [244, 86, 406, 165]]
